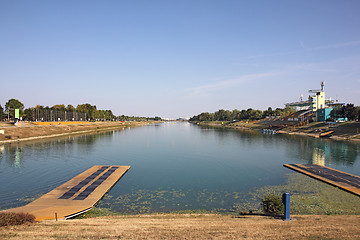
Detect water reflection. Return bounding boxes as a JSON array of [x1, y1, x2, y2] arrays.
[[198, 125, 359, 167], [312, 148, 325, 166], [285, 135, 359, 166], [0, 130, 116, 169]]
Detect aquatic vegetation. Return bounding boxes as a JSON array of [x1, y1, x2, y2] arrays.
[[92, 173, 360, 216], [248, 173, 360, 215]]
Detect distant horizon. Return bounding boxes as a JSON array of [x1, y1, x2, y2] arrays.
[[1, 1, 359, 119]]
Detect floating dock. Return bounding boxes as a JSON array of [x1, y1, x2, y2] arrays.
[[4, 165, 130, 221], [284, 164, 360, 197]]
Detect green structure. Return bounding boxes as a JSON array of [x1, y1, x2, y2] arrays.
[[15, 109, 19, 119]]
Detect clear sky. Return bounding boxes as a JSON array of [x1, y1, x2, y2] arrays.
[[1, 0, 359, 119]]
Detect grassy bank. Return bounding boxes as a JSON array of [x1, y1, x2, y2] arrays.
[[1, 214, 360, 239], [0, 121, 149, 144], [194, 120, 360, 141], [4, 173, 360, 239]]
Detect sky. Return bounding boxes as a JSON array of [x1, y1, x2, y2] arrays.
[[1, 0, 359, 119]]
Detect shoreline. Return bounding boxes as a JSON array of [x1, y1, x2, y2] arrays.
[[0, 121, 148, 145], [1, 213, 360, 239], [193, 120, 360, 142]]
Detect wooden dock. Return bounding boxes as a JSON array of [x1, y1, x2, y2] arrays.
[[4, 165, 130, 221], [284, 164, 360, 197]]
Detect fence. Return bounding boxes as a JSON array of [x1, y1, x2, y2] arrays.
[[31, 109, 87, 122]]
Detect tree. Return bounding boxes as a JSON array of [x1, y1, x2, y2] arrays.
[[0, 105, 3, 121], [66, 104, 75, 112], [283, 106, 296, 117], [263, 107, 274, 117], [214, 109, 232, 121], [274, 108, 283, 116], [24, 108, 33, 121], [330, 104, 357, 121], [344, 104, 357, 121], [52, 104, 66, 111], [249, 109, 263, 120], [232, 109, 241, 121], [76, 104, 97, 120], [5, 99, 25, 120], [330, 106, 344, 120]]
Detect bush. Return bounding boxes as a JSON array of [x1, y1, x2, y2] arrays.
[[261, 194, 284, 215], [0, 212, 36, 226]]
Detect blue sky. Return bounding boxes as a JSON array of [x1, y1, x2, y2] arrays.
[[1, 0, 359, 118]]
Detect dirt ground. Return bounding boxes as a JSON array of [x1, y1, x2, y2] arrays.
[[1, 214, 360, 239], [0, 121, 147, 144]]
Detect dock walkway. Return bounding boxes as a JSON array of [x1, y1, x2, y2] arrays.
[[284, 164, 360, 196], [4, 165, 130, 220]]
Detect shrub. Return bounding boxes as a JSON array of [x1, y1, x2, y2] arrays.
[[0, 212, 36, 226], [261, 194, 284, 215]]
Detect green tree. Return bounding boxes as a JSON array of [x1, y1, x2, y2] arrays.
[[214, 109, 232, 121], [52, 104, 66, 111], [274, 108, 283, 116], [330, 106, 344, 120], [24, 108, 33, 121], [76, 104, 97, 120], [344, 104, 357, 121], [66, 104, 75, 112], [232, 109, 240, 121], [5, 99, 25, 120], [0, 105, 4, 121], [263, 107, 274, 117], [249, 109, 263, 120], [283, 106, 296, 117], [199, 112, 212, 121]]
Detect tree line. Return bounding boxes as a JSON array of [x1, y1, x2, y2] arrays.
[[329, 104, 360, 121], [0, 99, 161, 122], [189, 107, 297, 122], [190, 104, 360, 122]]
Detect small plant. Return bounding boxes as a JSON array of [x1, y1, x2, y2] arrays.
[[0, 212, 36, 226], [261, 194, 284, 215]]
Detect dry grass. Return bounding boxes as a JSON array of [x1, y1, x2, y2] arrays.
[[0, 214, 359, 239], [0, 212, 35, 227], [0, 121, 146, 143]]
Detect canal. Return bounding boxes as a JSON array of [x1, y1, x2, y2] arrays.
[[1, 122, 360, 214]]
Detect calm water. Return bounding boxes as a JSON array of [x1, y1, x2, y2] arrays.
[[1, 122, 360, 213]]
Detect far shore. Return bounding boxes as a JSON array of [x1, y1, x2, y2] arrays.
[[192, 120, 360, 142], [1, 120, 360, 145], [0, 121, 150, 145]]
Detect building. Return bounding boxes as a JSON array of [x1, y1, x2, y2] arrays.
[[285, 82, 337, 122]]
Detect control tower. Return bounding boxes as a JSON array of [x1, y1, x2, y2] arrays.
[[309, 81, 326, 111], [285, 82, 335, 121]]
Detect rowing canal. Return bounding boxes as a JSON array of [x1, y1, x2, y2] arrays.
[[1, 122, 360, 214]]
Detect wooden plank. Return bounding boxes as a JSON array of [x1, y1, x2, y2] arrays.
[[284, 164, 360, 197], [3, 165, 130, 220]]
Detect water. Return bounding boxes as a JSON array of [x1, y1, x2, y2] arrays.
[[0, 122, 359, 213]]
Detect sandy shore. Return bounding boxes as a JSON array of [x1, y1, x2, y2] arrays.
[[1, 214, 360, 239], [0, 121, 147, 145]]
